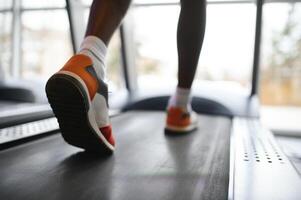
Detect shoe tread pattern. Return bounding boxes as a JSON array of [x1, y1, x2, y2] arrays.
[[46, 74, 112, 155]]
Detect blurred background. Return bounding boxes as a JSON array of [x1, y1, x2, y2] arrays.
[[0, 0, 300, 136]]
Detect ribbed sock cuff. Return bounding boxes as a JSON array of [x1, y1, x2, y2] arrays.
[[79, 36, 107, 61], [78, 36, 107, 80], [168, 87, 192, 110]]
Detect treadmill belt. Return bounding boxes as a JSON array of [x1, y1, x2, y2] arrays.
[[0, 111, 231, 200]]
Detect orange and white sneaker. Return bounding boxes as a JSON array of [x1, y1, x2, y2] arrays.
[[45, 54, 115, 154], [165, 106, 198, 133]]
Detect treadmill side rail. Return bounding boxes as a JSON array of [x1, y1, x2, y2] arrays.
[[229, 118, 301, 200], [0, 117, 59, 147]]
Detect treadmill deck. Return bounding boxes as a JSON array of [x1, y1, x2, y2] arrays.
[[0, 111, 231, 200]]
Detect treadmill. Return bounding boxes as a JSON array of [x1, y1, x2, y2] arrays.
[[1, 0, 301, 199], [0, 84, 301, 200]]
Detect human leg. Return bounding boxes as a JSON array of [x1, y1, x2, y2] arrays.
[[166, 0, 206, 133], [46, 0, 132, 153]]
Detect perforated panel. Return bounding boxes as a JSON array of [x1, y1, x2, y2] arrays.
[[241, 121, 285, 164], [0, 118, 59, 144], [229, 118, 301, 200]]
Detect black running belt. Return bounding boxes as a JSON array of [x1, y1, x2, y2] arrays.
[[0, 111, 231, 200]]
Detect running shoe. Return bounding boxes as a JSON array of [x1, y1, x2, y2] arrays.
[[45, 54, 115, 154], [165, 106, 198, 133]]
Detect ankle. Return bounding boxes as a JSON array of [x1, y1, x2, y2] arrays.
[[168, 87, 192, 111], [78, 36, 107, 80]]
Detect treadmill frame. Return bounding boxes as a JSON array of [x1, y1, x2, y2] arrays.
[[228, 118, 301, 199]]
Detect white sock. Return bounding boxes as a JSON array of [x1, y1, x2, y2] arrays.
[[78, 36, 107, 80], [168, 87, 192, 111]]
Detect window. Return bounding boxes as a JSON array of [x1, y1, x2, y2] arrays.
[[106, 33, 124, 93], [0, 12, 12, 79], [0, 0, 13, 79], [21, 0, 65, 9], [261, 3, 301, 106], [4, 0, 125, 99], [260, 3, 301, 133], [131, 3, 256, 90], [21, 10, 72, 80], [0, 0, 12, 10]]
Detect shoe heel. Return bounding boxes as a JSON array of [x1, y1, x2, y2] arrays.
[[46, 74, 113, 154]]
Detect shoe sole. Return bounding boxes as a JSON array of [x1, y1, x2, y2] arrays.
[[165, 123, 198, 134], [45, 73, 114, 154]]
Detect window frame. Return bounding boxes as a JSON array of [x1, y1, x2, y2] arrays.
[[3, 0, 301, 95]]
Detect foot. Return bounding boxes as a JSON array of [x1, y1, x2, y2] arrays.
[[45, 54, 115, 154], [165, 106, 198, 133]]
